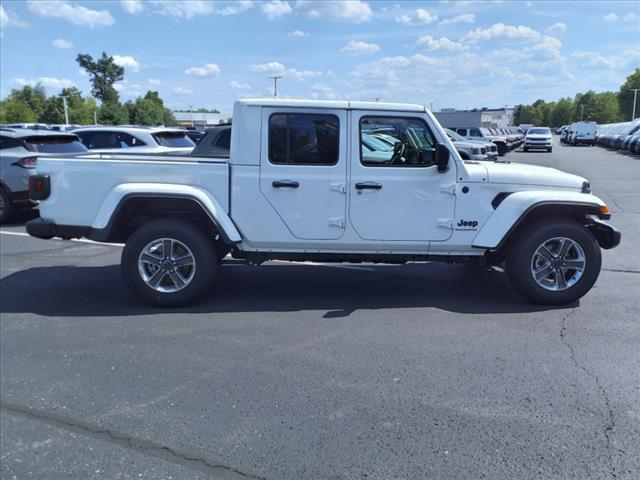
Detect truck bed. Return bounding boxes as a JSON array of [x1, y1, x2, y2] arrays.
[[36, 153, 230, 228]]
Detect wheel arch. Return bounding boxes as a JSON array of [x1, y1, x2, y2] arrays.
[[473, 192, 611, 252]]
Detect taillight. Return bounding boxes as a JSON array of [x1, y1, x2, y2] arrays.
[[29, 175, 50, 200], [14, 157, 38, 169]]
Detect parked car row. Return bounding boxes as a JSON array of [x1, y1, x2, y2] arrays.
[[450, 127, 523, 156], [557, 122, 597, 146], [595, 120, 640, 153]]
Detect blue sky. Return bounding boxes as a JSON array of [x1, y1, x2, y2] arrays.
[[1, 0, 638, 116]]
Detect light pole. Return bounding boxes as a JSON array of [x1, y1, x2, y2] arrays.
[[631, 88, 639, 120], [189, 105, 194, 127], [61, 95, 69, 125], [269, 76, 282, 98], [580, 104, 584, 121]]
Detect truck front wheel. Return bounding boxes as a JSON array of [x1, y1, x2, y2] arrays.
[[121, 219, 218, 307], [505, 219, 601, 305]]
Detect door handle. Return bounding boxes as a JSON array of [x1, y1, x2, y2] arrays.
[[272, 180, 299, 188], [355, 182, 382, 190]]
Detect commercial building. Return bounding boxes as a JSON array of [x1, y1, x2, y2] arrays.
[[434, 107, 515, 129], [172, 111, 224, 128]]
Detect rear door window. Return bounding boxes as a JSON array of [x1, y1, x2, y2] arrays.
[[268, 113, 339, 165], [215, 129, 231, 149]]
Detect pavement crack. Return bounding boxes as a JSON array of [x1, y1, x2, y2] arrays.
[[0, 402, 265, 480], [559, 310, 619, 479], [602, 268, 640, 274]]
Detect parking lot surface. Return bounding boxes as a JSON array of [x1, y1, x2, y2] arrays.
[[1, 142, 639, 479]]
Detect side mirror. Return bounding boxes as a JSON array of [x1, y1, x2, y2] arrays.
[[434, 143, 450, 172]]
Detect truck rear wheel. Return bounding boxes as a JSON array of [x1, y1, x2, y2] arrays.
[[0, 188, 14, 224], [121, 219, 218, 307], [505, 219, 601, 305]]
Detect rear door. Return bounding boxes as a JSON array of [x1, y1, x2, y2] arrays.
[[259, 108, 347, 240]]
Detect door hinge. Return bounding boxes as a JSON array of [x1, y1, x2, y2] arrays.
[[330, 182, 347, 194], [439, 183, 457, 195], [329, 217, 346, 229], [437, 218, 453, 229]]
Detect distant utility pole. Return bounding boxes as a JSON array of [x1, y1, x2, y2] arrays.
[[580, 104, 584, 121], [631, 88, 639, 120], [430, 102, 433, 111], [189, 105, 194, 127], [93, 110, 97, 125], [61, 95, 69, 125], [269, 76, 282, 98]]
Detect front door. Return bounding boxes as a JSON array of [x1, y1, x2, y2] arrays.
[[349, 111, 456, 242], [260, 108, 347, 240]]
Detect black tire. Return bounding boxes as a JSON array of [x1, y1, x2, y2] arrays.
[[523, 147, 528, 152], [547, 148, 552, 153], [121, 219, 218, 307], [0, 188, 14, 224], [496, 143, 507, 156], [505, 218, 601, 305]]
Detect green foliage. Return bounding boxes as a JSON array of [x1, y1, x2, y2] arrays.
[[4, 84, 47, 120], [40, 96, 66, 124], [515, 105, 543, 125], [163, 109, 177, 126], [618, 68, 640, 121], [552, 98, 574, 127], [0, 98, 38, 123], [76, 52, 124, 103], [98, 101, 129, 125]]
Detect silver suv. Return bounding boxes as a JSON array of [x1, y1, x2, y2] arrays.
[[0, 128, 87, 223], [72, 126, 195, 154]]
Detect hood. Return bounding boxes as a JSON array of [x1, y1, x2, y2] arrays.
[[483, 162, 586, 189]]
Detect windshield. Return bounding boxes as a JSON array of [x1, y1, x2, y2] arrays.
[[528, 128, 551, 135], [24, 136, 88, 153], [445, 129, 466, 142], [153, 132, 195, 148]]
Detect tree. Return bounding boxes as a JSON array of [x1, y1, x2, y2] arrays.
[[40, 96, 66, 124], [618, 68, 640, 121], [0, 99, 38, 123], [552, 98, 575, 127], [76, 52, 125, 104], [515, 105, 542, 125], [592, 92, 620, 124], [163, 109, 177, 126], [5, 85, 48, 119], [99, 101, 129, 125]]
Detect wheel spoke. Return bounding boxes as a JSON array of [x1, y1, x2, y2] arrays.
[[140, 252, 162, 266], [538, 246, 555, 262], [558, 239, 573, 259], [147, 268, 166, 288], [534, 265, 553, 282], [563, 259, 585, 271], [556, 270, 567, 290], [168, 270, 186, 289], [173, 254, 194, 267], [163, 239, 173, 258]]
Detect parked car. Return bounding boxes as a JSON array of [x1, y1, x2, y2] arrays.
[[27, 99, 620, 308], [444, 128, 494, 160], [185, 129, 206, 144], [523, 127, 553, 152], [73, 126, 195, 154], [0, 128, 88, 223], [454, 127, 509, 156], [567, 121, 597, 146], [190, 125, 232, 157]]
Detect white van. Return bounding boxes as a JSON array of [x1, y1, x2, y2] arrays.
[[568, 122, 597, 146]]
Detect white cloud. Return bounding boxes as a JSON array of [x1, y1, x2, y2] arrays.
[[185, 63, 221, 77], [229, 80, 251, 90], [112, 55, 140, 72], [262, 0, 292, 20], [15, 77, 76, 89], [148, 0, 214, 19], [624, 12, 638, 22], [546, 22, 567, 34], [52, 38, 74, 48], [439, 13, 475, 25], [250, 61, 322, 80], [219, 0, 253, 16], [603, 13, 619, 22], [297, 0, 372, 23], [341, 40, 380, 55], [414, 35, 468, 52], [1, 5, 29, 34], [26, 1, 114, 28], [570, 49, 639, 70], [114, 81, 143, 97], [288, 30, 309, 37], [120, 0, 143, 14], [147, 78, 162, 85], [395, 8, 437, 26], [173, 86, 194, 95], [463, 23, 541, 44], [309, 83, 339, 100]]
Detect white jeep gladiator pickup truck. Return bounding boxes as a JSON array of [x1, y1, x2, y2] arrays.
[[27, 99, 620, 307]]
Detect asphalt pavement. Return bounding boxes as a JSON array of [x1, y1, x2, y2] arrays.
[[1, 140, 639, 479]]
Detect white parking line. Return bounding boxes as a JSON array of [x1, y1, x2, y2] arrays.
[[0, 230, 124, 247]]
